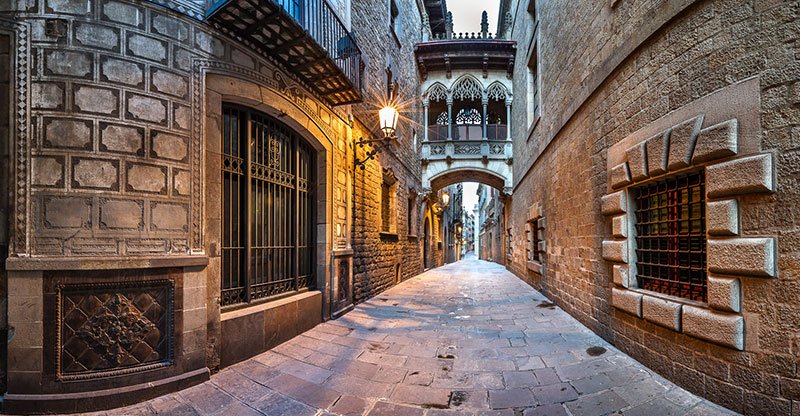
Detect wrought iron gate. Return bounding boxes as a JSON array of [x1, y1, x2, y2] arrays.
[[221, 106, 315, 307]]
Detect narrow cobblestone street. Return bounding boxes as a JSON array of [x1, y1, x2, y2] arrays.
[[93, 258, 736, 416]]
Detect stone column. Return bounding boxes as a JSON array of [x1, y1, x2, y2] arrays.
[[482, 94, 488, 140], [423, 99, 429, 142], [505, 98, 512, 141], [447, 96, 453, 140]]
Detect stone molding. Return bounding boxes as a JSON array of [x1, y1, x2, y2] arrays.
[[602, 79, 775, 351], [0, 19, 31, 257]]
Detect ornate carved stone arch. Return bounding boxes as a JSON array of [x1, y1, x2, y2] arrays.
[[487, 82, 508, 102], [451, 75, 484, 101], [425, 82, 448, 102]]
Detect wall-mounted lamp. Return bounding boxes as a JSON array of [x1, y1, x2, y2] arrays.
[[355, 105, 399, 169], [441, 191, 450, 207]]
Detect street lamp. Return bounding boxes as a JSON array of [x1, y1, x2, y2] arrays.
[[379, 105, 399, 139], [441, 191, 450, 207], [355, 105, 399, 168]]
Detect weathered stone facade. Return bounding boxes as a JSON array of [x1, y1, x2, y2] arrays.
[[0, 0, 428, 412], [502, 0, 800, 413]]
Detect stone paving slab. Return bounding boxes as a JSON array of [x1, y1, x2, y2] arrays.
[[71, 257, 738, 416]]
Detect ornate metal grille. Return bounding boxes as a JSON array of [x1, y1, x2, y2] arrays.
[[221, 106, 315, 307], [633, 171, 706, 302]]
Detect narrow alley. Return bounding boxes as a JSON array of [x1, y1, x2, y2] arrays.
[[92, 257, 736, 416]]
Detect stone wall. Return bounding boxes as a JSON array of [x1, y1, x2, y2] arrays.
[[506, 0, 800, 413], [350, 0, 428, 303]]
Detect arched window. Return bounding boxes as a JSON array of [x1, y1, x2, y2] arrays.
[[456, 108, 482, 125]]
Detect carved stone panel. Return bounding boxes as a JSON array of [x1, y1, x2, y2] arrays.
[[57, 280, 174, 381]]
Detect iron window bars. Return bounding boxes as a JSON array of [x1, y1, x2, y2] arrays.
[[221, 106, 315, 307], [632, 170, 707, 302]]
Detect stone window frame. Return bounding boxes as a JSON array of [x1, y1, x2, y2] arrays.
[[602, 105, 776, 351], [407, 190, 418, 238], [505, 227, 513, 260], [389, 0, 401, 48], [381, 168, 398, 235], [526, 202, 545, 274]]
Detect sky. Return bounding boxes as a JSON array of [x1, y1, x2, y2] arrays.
[[449, 0, 502, 34], [448, 1, 500, 213]]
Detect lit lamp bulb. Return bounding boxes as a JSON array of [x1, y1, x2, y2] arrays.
[[441, 191, 450, 207], [379, 105, 398, 139]]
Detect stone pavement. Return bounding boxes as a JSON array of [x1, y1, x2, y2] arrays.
[[87, 258, 737, 416]]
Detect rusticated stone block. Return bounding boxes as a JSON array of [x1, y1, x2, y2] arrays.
[[708, 276, 740, 313], [708, 238, 776, 278], [612, 288, 642, 317], [74, 23, 119, 51], [152, 132, 188, 161], [151, 70, 188, 98], [100, 123, 143, 154], [625, 141, 648, 182], [610, 162, 631, 189], [601, 190, 626, 215], [642, 295, 682, 331], [43, 197, 90, 228], [693, 119, 738, 164], [127, 164, 167, 194], [46, 0, 91, 15], [31, 82, 63, 110], [100, 200, 143, 229], [667, 115, 703, 171], [126, 33, 167, 63], [174, 105, 191, 130], [682, 305, 744, 350], [195, 32, 225, 57], [645, 131, 669, 176], [602, 240, 627, 263], [45, 50, 92, 78], [32, 156, 64, 187], [72, 159, 119, 190], [151, 203, 188, 231], [152, 13, 189, 41], [126, 94, 167, 124], [101, 57, 144, 87], [612, 215, 627, 238], [174, 170, 191, 196], [74, 85, 119, 115], [612, 264, 629, 288], [102, 1, 143, 27], [44, 118, 92, 149], [707, 154, 774, 198], [707, 200, 738, 236]]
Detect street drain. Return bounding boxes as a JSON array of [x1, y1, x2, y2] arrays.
[[437, 353, 456, 359], [537, 301, 557, 309], [449, 391, 469, 407], [586, 346, 607, 356]]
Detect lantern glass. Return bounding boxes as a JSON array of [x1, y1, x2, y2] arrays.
[[441, 191, 450, 207], [379, 105, 398, 138]]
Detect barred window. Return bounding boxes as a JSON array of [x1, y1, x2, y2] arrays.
[[528, 219, 541, 262], [220, 106, 316, 307], [633, 171, 707, 302]]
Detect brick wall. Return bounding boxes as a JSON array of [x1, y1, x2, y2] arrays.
[[506, 0, 800, 413]]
